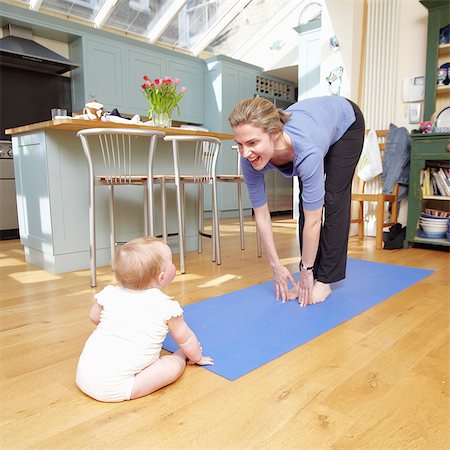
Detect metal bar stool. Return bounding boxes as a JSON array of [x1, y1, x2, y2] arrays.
[[77, 128, 165, 287], [160, 135, 221, 274], [217, 145, 262, 257]]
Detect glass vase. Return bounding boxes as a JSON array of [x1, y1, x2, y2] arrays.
[[152, 111, 172, 128]]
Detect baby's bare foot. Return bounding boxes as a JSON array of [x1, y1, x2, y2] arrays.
[[312, 281, 332, 304]]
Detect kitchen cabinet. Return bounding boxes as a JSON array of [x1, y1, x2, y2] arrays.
[[126, 49, 166, 116], [167, 59, 204, 125], [204, 56, 296, 214], [70, 36, 205, 123], [405, 133, 450, 248], [420, 0, 450, 121], [71, 37, 125, 112]]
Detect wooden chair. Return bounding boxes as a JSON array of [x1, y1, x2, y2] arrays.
[[351, 129, 399, 250]]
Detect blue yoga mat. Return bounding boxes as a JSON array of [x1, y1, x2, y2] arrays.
[[163, 258, 433, 380]]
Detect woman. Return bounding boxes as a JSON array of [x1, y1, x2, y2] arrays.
[[228, 96, 365, 307]]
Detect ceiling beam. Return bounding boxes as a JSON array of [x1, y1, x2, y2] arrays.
[[29, 0, 44, 11], [147, 0, 188, 43], [93, 0, 119, 29], [231, 0, 302, 61], [189, 0, 252, 57]]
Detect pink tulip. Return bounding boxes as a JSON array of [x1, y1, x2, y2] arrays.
[[181, 86, 187, 93], [174, 78, 180, 85]]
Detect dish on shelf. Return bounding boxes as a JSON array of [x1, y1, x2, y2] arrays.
[[435, 106, 450, 128], [417, 228, 446, 239], [423, 209, 450, 218], [419, 214, 449, 222]]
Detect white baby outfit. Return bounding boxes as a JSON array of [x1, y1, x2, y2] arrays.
[[76, 285, 183, 402]]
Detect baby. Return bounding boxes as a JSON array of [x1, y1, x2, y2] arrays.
[[76, 237, 213, 402]]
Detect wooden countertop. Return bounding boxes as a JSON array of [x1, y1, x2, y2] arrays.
[[5, 118, 234, 141]]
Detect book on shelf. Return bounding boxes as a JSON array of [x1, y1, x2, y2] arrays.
[[420, 167, 450, 197]]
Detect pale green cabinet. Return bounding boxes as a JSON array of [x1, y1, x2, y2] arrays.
[[70, 36, 205, 123], [168, 59, 204, 124], [86, 39, 125, 110], [126, 49, 166, 117], [72, 38, 125, 112]]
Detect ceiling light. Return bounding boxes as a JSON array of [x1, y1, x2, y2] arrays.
[[93, 0, 119, 29]]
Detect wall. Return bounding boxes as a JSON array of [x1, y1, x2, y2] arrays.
[[394, 0, 428, 130], [321, 0, 365, 101], [323, 0, 428, 131]]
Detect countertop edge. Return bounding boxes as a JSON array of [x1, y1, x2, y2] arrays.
[[6, 119, 234, 140]]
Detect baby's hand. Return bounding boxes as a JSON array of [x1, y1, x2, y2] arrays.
[[188, 356, 214, 366]]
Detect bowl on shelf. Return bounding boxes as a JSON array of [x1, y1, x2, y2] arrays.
[[419, 221, 447, 239]]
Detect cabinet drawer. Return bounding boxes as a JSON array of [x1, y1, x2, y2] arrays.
[[412, 136, 450, 157]]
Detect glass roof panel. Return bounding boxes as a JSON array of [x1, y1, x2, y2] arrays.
[[158, 0, 237, 49], [40, 0, 107, 21], [106, 0, 167, 36], [206, 0, 292, 55]]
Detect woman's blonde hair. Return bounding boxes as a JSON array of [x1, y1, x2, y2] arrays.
[[228, 96, 291, 134], [114, 236, 166, 290]]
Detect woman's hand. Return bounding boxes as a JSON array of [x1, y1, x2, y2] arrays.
[[297, 269, 314, 307], [272, 264, 297, 303]]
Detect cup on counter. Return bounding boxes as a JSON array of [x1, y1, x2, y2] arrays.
[[51, 108, 68, 119]]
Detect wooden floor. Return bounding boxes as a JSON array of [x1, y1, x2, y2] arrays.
[[1, 216, 449, 449]]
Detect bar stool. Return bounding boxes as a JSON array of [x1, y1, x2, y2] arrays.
[[160, 135, 221, 274], [77, 128, 165, 287], [216, 145, 262, 257]]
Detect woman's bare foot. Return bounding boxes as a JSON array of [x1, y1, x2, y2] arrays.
[[312, 281, 332, 304], [288, 287, 298, 301]]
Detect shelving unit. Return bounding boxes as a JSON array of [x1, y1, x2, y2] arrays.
[[405, 133, 450, 248], [405, 2, 450, 248], [421, 0, 449, 121]]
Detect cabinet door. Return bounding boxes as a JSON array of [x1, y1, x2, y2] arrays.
[[84, 39, 125, 111], [127, 49, 166, 117], [168, 59, 204, 124]]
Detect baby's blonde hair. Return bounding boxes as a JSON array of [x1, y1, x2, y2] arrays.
[[228, 96, 291, 135], [114, 237, 166, 290]]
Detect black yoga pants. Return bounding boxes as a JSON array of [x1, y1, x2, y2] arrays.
[[297, 100, 365, 283]]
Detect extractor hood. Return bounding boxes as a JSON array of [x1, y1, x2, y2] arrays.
[[0, 25, 79, 75]]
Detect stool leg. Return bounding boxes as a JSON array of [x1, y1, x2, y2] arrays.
[[89, 178, 96, 288], [109, 185, 116, 269], [212, 179, 221, 265], [198, 184, 204, 254], [160, 178, 168, 242], [177, 181, 185, 274], [237, 181, 245, 250], [144, 182, 149, 236]]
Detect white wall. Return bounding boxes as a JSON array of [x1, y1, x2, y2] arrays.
[[321, 0, 365, 101], [394, 0, 428, 130]]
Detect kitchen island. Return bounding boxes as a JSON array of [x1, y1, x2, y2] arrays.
[[6, 119, 233, 273]]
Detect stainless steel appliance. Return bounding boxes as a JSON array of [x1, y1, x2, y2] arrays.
[[0, 140, 19, 240]]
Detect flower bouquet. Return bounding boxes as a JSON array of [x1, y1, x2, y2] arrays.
[[141, 76, 186, 127]]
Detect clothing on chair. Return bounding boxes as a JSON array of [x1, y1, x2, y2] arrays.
[[381, 123, 411, 202]]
